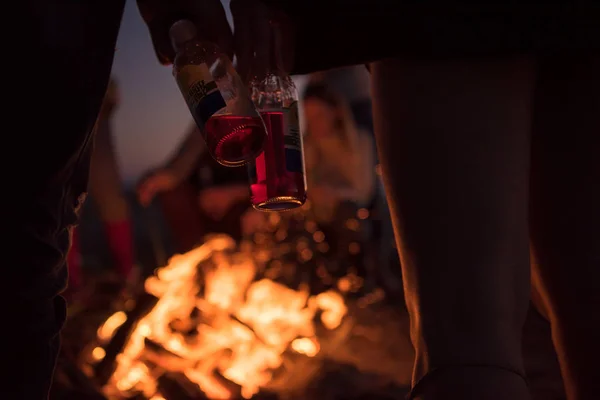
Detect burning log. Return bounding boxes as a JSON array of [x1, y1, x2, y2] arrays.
[[142, 338, 196, 372], [194, 368, 244, 399], [93, 292, 159, 386], [157, 373, 208, 399]]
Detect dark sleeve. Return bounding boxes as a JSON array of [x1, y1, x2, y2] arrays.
[[266, 1, 600, 75]]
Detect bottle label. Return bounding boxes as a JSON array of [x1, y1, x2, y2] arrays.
[[283, 101, 304, 174], [176, 64, 226, 131]]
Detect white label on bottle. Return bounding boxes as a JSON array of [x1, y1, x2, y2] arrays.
[[176, 64, 226, 130]]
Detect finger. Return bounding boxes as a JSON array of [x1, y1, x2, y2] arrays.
[[189, 0, 234, 59], [138, 0, 233, 65], [252, 0, 271, 79], [231, 0, 255, 82], [271, 10, 295, 74], [137, 0, 181, 65]]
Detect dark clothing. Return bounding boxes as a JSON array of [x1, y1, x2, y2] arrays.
[[7, 1, 125, 398], [194, 196, 250, 242], [268, 1, 600, 75], [188, 151, 247, 191], [350, 99, 374, 137], [159, 152, 249, 253], [158, 181, 250, 253], [191, 153, 250, 242]]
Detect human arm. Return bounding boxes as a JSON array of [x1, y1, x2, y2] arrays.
[[165, 126, 207, 182], [137, 125, 206, 206], [137, 0, 233, 65]]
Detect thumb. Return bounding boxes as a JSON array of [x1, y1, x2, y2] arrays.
[[230, 0, 254, 82], [137, 0, 180, 65]]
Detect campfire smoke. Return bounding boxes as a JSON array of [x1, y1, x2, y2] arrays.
[[92, 235, 347, 399]]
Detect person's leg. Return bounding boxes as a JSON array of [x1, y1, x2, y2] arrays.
[[5, 1, 125, 398], [529, 55, 600, 400], [89, 118, 135, 279], [370, 57, 534, 399]]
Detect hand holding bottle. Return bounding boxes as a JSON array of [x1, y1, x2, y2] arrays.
[[230, 0, 296, 82], [247, 21, 307, 211], [137, 0, 295, 77], [137, 0, 233, 65]]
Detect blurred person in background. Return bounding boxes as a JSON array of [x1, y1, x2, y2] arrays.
[[310, 65, 374, 142], [309, 67, 401, 294], [303, 82, 376, 227], [66, 78, 136, 297], [302, 82, 377, 283], [137, 124, 262, 253]]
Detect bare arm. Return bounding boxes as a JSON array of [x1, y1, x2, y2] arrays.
[[166, 125, 207, 181]]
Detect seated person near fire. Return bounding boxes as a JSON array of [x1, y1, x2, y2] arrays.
[[137, 124, 263, 253], [302, 81, 376, 227], [300, 81, 385, 289]]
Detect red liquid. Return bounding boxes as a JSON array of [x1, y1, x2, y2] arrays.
[[204, 115, 267, 166], [249, 111, 307, 211]]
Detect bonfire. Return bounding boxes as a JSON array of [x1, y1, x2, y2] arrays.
[[88, 232, 347, 400]]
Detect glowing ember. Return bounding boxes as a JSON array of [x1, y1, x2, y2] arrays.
[[97, 311, 127, 342], [95, 235, 347, 399], [291, 337, 319, 357], [92, 347, 106, 361]]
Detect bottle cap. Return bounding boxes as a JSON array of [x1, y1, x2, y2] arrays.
[[169, 20, 197, 50]]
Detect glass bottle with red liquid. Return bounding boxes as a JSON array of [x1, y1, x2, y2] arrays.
[[170, 20, 267, 166], [247, 25, 307, 211]]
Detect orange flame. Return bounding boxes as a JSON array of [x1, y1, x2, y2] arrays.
[[98, 235, 347, 399]]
